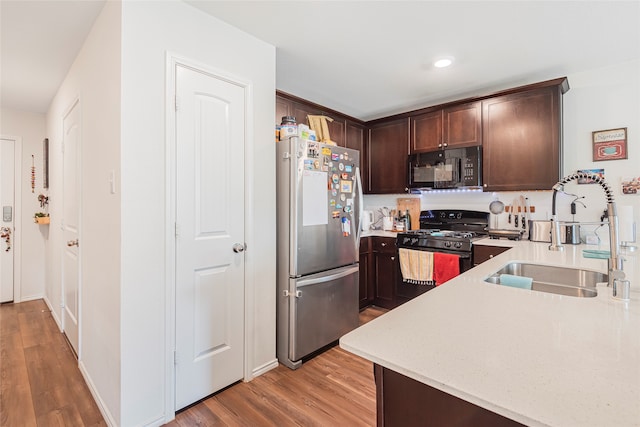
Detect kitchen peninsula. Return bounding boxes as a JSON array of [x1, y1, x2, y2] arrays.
[[340, 239, 640, 426]]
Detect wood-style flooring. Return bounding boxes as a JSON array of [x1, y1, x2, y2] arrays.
[[0, 299, 106, 426], [0, 300, 387, 427], [168, 306, 387, 427]]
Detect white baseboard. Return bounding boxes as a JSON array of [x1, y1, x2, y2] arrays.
[[251, 358, 279, 378], [141, 415, 168, 427], [19, 294, 44, 303], [43, 296, 63, 332], [78, 361, 118, 427]]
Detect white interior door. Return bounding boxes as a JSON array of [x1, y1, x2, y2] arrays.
[[174, 65, 246, 409], [62, 100, 81, 355], [0, 138, 15, 303]]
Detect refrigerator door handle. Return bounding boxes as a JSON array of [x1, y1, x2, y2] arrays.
[[289, 136, 299, 275], [355, 166, 363, 252], [296, 265, 359, 288]]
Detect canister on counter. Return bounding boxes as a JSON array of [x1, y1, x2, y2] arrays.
[[279, 116, 298, 140]]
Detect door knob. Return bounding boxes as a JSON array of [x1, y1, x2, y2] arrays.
[[67, 239, 79, 247], [232, 243, 246, 253]]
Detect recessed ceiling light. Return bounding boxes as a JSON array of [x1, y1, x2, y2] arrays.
[[434, 58, 453, 68]]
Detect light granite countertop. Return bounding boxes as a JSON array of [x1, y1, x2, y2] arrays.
[[341, 239, 640, 427]]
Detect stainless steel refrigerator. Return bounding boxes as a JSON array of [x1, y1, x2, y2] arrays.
[[276, 135, 362, 369]]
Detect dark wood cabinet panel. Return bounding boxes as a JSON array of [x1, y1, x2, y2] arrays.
[[473, 245, 511, 266], [276, 93, 354, 147], [359, 237, 374, 309], [326, 117, 346, 146], [372, 237, 397, 309], [368, 119, 409, 194], [410, 110, 442, 152], [444, 102, 482, 148], [482, 86, 563, 192], [275, 96, 292, 125], [345, 122, 365, 152], [410, 102, 481, 153], [375, 365, 525, 427]]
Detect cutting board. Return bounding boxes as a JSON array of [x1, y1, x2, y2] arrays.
[[397, 198, 421, 230]]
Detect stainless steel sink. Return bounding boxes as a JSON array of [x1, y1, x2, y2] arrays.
[[484, 262, 608, 298]]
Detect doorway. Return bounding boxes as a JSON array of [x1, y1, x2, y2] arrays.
[[62, 99, 82, 356], [1, 137, 18, 303], [173, 63, 247, 410]]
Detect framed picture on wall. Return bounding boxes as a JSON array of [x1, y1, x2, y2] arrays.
[[43, 138, 49, 189], [592, 128, 627, 161]]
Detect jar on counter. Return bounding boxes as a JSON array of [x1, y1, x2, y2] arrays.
[[279, 116, 298, 140]]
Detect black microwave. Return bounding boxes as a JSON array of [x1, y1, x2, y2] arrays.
[[408, 146, 482, 190]]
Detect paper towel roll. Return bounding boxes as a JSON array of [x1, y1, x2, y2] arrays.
[[618, 205, 635, 243]]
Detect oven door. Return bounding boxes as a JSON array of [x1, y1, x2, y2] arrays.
[[395, 248, 472, 302]]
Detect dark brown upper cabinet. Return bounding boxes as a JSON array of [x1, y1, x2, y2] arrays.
[[275, 91, 367, 185], [367, 118, 409, 194], [482, 80, 568, 192], [410, 102, 482, 153]]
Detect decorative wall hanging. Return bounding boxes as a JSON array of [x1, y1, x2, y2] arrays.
[[592, 127, 627, 161], [621, 176, 640, 195], [577, 169, 605, 184], [43, 138, 49, 189], [31, 155, 36, 193], [38, 194, 49, 208]]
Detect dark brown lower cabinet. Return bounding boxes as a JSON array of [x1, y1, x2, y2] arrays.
[[374, 364, 525, 427], [473, 245, 511, 266], [372, 237, 398, 309], [359, 237, 374, 309]]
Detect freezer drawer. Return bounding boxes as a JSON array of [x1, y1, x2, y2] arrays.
[[288, 265, 359, 364]]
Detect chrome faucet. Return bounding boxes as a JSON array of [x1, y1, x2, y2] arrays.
[[549, 172, 627, 295]]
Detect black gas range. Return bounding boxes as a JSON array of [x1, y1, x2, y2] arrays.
[[396, 209, 490, 268]]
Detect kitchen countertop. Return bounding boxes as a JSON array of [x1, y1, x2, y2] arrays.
[[361, 229, 399, 238], [340, 239, 640, 426]]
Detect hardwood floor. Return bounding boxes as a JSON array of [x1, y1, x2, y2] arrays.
[[167, 305, 388, 427], [0, 299, 106, 427], [0, 300, 387, 427]]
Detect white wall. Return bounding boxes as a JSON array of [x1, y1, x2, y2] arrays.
[[0, 109, 46, 301], [45, 1, 121, 424], [120, 1, 275, 425], [365, 60, 640, 246]]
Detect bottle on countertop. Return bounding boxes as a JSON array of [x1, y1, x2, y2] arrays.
[[404, 209, 411, 230]]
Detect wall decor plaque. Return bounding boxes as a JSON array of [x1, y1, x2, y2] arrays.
[[592, 127, 627, 161]]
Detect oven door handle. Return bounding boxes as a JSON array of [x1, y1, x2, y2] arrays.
[[397, 248, 471, 259]]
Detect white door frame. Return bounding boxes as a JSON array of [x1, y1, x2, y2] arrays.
[[164, 53, 256, 422], [0, 135, 22, 302]]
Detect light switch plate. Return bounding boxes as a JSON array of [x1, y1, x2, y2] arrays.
[[3, 206, 12, 222]]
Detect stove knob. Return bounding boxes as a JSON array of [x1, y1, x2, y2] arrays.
[[411, 238, 419, 245], [456, 212, 462, 219], [403, 237, 410, 245], [444, 241, 452, 248], [455, 241, 462, 248]]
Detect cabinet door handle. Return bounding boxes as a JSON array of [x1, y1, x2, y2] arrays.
[[391, 256, 395, 261], [489, 254, 494, 258], [381, 242, 387, 247]]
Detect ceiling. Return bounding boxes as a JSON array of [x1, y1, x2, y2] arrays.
[[2, 1, 639, 120], [0, 0, 106, 114]]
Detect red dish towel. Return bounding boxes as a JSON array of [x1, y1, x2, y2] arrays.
[[433, 252, 460, 286]]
